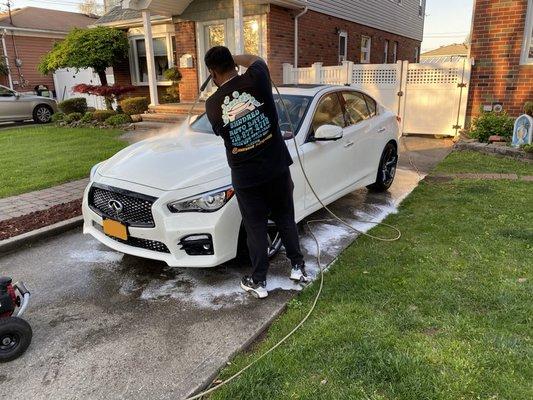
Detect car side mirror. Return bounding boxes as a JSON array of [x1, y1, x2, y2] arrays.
[[13, 92, 20, 98], [314, 124, 343, 141]]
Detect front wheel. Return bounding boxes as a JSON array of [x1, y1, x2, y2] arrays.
[[0, 317, 32, 362], [367, 142, 398, 192], [237, 222, 283, 260], [33, 104, 53, 124]]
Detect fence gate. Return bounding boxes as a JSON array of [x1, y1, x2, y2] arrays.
[[283, 59, 472, 137], [53, 68, 115, 110]]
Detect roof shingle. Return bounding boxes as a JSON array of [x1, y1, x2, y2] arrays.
[[0, 7, 97, 32]]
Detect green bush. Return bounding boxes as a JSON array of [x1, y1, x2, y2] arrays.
[[120, 97, 149, 115], [64, 112, 83, 123], [58, 98, 88, 114], [524, 101, 533, 117], [93, 110, 116, 122], [80, 112, 94, 123], [105, 113, 132, 126], [522, 144, 533, 154], [469, 111, 514, 142], [163, 67, 182, 82], [51, 112, 65, 123]]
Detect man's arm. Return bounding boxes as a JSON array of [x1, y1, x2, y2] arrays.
[[233, 54, 263, 68]]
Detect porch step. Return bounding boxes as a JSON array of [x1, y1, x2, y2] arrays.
[[141, 113, 187, 123], [149, 102, 206, 115]]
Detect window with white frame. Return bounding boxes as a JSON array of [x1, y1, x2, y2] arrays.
[[361, 36, 371, 63], [130, 33, 175, 85], [384, 40, 389, 63], [521, 0, 533, 64], [393, 41, 399, 62], [339, 31, 348, 64]]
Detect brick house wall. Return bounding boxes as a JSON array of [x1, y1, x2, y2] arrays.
[[267, 5, 422, 84], [0, 34, 57, 91], [174, 20, 199, 102], [467, 0, 533, 119]]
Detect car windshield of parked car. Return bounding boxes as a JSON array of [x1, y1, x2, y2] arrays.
[[0, 86, 14, 97], [190, 94, 312, 138]]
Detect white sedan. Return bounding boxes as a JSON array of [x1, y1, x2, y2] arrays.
[[82, 85, 399, 267]]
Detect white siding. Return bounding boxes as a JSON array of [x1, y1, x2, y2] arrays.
[[307, 0, 425, 41]]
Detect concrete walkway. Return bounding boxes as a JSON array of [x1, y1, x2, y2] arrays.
[[0, 179, 88, 222]]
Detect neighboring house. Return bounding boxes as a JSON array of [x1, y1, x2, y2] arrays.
[[420, 43, 469, 63], [0, 7, 97, 93], [94, 0, 426, 105], [467, 0, 533, 119]]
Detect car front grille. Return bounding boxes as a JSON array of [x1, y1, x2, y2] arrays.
[[93, 222, 170, 254], [88, 183, 157, 227]]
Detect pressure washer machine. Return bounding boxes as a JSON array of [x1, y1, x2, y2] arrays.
[[0, 277, 31, 362]]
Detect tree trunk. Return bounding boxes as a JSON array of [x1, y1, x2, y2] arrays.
[[96, 68, 113, 110]]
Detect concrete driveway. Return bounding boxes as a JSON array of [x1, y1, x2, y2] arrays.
[[0, 136, 452, 400]]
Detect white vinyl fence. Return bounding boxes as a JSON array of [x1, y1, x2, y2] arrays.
[[283, 59, 472, 137], [53, 68, 115, 110]]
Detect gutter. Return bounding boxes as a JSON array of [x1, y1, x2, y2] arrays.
[[0, 26, 69, 35], [1, 30, 13, 89], [294, 6, 308, 68]]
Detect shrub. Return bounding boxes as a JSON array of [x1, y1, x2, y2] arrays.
[[524, 101, 533, 117], [51, 112, 65, 123], [469, 111, 514, 142], [105, 113, 132, 126], [163, 67, 182, 82], [80, 112, 94, 123], [64, 112, 83, 123], [522, 144, 533, 154], [58, 98, 87, 114], [93, 110, 116, 122], [120, 97, 149, 115]]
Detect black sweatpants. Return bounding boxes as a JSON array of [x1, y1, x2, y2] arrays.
[[235, 169, 304, 283]]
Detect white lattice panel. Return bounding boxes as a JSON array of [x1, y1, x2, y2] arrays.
[[407, 64, 461, 86], [352, 67, 398, 86]]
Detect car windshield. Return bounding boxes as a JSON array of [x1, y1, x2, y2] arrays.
[[190, 94, 312, 138]]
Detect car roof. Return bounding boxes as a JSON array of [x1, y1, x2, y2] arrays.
[[276, 84, 352, 97]]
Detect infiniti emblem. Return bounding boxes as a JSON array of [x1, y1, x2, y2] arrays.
[[108, 199, 124, 213]]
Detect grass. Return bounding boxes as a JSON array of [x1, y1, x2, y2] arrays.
[[434, 150, 533, 176], [0, 126, 127, 198], [211, 152, 533, 399]]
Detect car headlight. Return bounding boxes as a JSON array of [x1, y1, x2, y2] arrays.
[[90, 162, 103, 181], [167, 186, 235, 213]]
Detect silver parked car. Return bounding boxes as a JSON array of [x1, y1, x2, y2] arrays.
[[0, 85, 58, 124]]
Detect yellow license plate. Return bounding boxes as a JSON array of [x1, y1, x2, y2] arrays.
[[102, 219, 128, 240]]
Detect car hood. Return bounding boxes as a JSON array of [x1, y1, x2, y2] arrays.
[[97, 131, 229, 191]]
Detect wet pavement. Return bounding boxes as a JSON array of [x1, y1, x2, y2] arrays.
[[0, 136, 451, 400]]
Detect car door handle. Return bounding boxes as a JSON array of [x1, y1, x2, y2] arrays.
[[377, 127, 387, 133], [344, 141, 354, 148]]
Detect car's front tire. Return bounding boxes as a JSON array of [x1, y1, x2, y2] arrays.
[[367, 142, 398, 192], [237, 222, 283, 261], [33, 104, 53, 124]]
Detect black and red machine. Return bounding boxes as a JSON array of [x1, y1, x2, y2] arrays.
[[0, 277, 32, 362]]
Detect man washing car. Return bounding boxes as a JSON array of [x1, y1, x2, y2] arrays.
[[204, 46, 308, 299]]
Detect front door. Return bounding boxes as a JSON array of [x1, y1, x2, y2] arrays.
[[0, 86, 27, 121]]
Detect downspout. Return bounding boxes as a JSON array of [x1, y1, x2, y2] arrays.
[[294, 6, 308, 68], [1, 29, 13, 89]]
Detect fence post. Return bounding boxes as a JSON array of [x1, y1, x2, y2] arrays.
[[342, 61, 354, 85], [312, 62, 323, 84], [282, 63, 293, 84], [398, 60, 408, 135]]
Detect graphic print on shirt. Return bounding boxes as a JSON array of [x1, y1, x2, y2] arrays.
[[222, 91, 272, 154]]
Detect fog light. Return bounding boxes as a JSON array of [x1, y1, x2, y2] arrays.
[[179, 234, 214, 256]]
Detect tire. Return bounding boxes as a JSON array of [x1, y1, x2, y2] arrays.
[[33, 104, 53, 124], [236, 222, 283, 261], [367, 142, 398, 192], [0, 317, 32, 363]]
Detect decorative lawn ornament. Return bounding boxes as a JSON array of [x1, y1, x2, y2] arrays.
[[512, 114, 533, 147]]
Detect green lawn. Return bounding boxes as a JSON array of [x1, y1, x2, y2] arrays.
[[211, 153, 533, 399], [0, 126, 127, 198], [435, 150, 533, 176]]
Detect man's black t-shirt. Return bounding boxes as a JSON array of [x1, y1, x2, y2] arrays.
[[205, 60, 292, 189]]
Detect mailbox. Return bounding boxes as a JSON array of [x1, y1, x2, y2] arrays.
[[180, 54, 194, 69]]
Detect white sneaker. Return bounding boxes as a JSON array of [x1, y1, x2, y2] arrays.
[[240, 276, 268, 299], [290, 264, 310, 283]]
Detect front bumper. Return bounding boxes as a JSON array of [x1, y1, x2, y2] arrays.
[[82, 181, 242, 268]]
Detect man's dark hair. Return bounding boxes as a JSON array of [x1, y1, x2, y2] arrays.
[[204, 46, 236, 74]]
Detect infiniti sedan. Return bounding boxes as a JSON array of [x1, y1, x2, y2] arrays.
[[82, 85, 400, 267]]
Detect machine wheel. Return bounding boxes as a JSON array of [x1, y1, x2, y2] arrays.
[[237, 222, 283, 261], [0, 317, 32, 363], [33, 104, 53, 124], [367, 142, 398, 192]]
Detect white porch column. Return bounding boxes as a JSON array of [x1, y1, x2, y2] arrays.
[[141, 9, 159, 106], [233, 0, 244, 54]]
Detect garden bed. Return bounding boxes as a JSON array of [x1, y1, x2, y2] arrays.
[[455, 140, 533, 161]]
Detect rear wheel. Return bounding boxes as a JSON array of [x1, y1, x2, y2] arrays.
[[367, 142, 398, 192], [0, 317, 32, 363], [33, 104, 53, 124]]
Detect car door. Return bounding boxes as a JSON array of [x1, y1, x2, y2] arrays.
[[341, 91, 375, 183], [0, 86, 25, 121], [300, 91, 352, 210]]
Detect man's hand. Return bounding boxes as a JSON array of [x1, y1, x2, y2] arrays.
[[233, 54, 263, 68]]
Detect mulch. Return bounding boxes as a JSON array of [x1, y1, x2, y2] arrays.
[[0, 199, 82, 241]]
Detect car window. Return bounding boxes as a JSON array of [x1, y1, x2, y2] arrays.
[[342, 91, 370, 125], [363, 94, 377, 117], [311, 93, 345, 134], [0, 86, 14, 97]]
